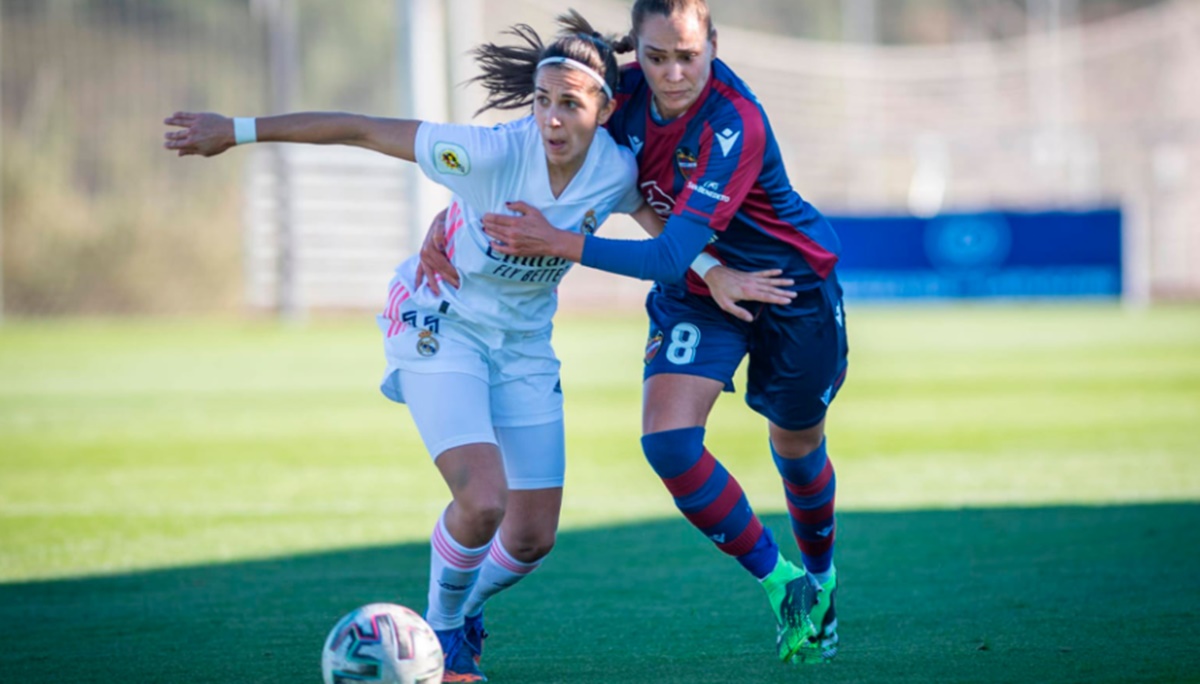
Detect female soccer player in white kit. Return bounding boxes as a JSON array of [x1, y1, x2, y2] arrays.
[[163, 12, 792, 682]]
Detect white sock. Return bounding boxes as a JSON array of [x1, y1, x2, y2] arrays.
[[425, 512, 491, 631], [463, 534, 542, 618]]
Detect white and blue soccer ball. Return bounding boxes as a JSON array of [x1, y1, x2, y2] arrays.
[[321, 603, 444, 684]]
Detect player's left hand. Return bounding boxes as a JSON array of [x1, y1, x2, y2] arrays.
[[162, 111, 236, 157], [481, 201, 563, 257], [705, 266, 796, 322]]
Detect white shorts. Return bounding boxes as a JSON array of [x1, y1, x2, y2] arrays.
[[377, 303, 566, 489]]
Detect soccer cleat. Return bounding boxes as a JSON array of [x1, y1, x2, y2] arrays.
[[792, 570, 838, 664], [463, 612, 488, 665], [434, 626, 488, 683], [760, 555, 819, 663]]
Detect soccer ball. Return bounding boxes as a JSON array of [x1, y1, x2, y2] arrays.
[[321, 603, 444, 684]]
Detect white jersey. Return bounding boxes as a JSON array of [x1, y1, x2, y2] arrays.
[[389, 116, 642, 335]]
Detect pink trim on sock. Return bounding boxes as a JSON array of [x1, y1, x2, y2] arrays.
[[431, 520, 488, 571], [489, 541, 540, 576]]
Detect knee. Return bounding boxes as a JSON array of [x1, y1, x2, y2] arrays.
[[504, 532, 556, 564], [770, 424, 826, 460], [641, 426, 706, 478], [457, 494, 508, 534]]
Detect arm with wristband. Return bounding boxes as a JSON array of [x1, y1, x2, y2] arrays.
[[163, 111, 420, 161]]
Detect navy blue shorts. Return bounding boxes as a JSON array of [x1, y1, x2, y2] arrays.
[[643, 273, 849, 431]]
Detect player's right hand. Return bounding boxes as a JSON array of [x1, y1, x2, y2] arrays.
[[162, 111, 235, 158], [704, 267, 796, 322], [414, 208, 459, 295]]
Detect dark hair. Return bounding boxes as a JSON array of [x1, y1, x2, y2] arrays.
[[471, 10, 621, 116], [611, 0, 716, 54]]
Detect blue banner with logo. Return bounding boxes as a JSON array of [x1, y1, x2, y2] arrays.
[[829, 209, 1122, 299]]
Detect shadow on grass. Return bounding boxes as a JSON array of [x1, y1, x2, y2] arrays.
[[2, 504, 1198, 684]]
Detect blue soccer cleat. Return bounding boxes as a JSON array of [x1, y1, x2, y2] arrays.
[[434, 626, 488, 683], [463, 612, 488, 665]]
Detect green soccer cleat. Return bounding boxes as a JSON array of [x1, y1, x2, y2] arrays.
[[792, 569, 838, 664], [760, 555, 819, 663]]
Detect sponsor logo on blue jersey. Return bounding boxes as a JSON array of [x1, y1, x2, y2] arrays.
[[714, 128, 741, 157], [640, 180, 676, 218], [686, 180, 732, 203]]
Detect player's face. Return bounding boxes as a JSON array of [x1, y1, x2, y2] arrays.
[[636, 10, 716, 119], [533, 66, 615, 172]]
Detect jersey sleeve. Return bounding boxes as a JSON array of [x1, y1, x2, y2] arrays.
[[671, 103, 766, 232], [413, 121, 513, 210]]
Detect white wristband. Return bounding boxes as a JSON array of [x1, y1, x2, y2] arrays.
[[690, 251, 721, 279], [233, 117, 258, 145]]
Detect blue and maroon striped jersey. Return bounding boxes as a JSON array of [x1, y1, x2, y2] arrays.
[[607, 59, 841, 294]]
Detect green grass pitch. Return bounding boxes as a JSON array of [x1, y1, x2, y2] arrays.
[[1, 304, 1198, 683]]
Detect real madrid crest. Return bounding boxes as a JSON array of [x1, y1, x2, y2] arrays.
[[581, 209, 598, 235], [416, 329, 440, 357]]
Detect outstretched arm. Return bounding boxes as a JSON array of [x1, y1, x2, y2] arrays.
[[163, 111, 420, 161]]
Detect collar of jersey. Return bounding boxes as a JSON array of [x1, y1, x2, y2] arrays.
[[535, 120, 606, 202]]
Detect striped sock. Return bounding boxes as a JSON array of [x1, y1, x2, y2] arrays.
[[772, 438, 836, 575], [642, 427, 778, 579], [425, 510, 491, 631], [463, 534, 543, 618]]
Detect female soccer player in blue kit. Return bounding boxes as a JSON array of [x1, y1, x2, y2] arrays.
[[475, 0, 847, 666], [164, 11, 794, 681]]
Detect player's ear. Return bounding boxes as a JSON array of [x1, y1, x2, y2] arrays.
[[710, 29, 718, 59], [597, 95, 617, 126]]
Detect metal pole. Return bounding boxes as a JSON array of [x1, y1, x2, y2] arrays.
[[841, 0, 878, 210], [397, 0, 450, 254], [446, 0, 485, 124], [256, 0, 302, 322]]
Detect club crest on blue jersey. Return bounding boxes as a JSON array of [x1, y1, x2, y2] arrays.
[[675, 147, 698, 179], [433, 141, 470, 176], [581, 209, 598, 235], [644, 330, 664, 364], [416, 329, 440, 357]]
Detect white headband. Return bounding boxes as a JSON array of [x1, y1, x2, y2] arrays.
[[536, 57, 613, 100]]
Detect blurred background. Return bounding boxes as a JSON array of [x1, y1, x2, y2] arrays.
[[1, 0, 1197, 319]]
